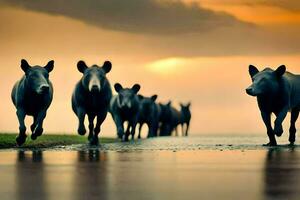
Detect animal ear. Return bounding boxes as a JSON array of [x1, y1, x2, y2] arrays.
[[187, 102, 191, 108], [102, 61, 112, 73], [77, 60, 88, 73], [249, 65, 259, 78], [44, 60, 54, 72], [114, 83, 123, 93], [275, 65, 286, 77], [167, 101, 172, 107], [21, 59, 30, 73], [132, 84, 141, 94], [151, 95, 158, 102]]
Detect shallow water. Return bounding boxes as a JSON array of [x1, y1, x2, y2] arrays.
[[8, 134, 299, 152], [1, 136, 300, 200]]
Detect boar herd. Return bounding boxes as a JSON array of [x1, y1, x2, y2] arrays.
[[11, 59, 300, 147], [11, 59, 191, 146]]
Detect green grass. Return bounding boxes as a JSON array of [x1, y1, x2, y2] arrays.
[[0, 133, 116, 149]]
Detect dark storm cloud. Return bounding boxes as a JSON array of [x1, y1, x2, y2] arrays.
[[0, 0, 252, 35]]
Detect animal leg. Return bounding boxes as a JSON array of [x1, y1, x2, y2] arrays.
[[185, 122, 190, 137], [76, 107, 86, 136], [152, 120, 159, 137], [31, 110, 47, 140], [274, 107, 289, 137], [30, 116, 37, 133], [91, 112, 108, 145], [16, 109, 27, 146], [261, 112, 277, 146], [181, 124, 185, 136], [130, 122, 138, 141], [175, 126, 178, 137], [289, 109, 299, 145], [113, 115, 124, 139], [88, 114, 95, 142], [122, 123, 130, 142], [138, 123, 143, 139], [147, 123, 154, 138]]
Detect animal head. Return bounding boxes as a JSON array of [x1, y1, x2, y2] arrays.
[[180, 102, 191, 112], [159, 101, 172, 119], [21, 59, 54, 94], [114, 83, 141, 109], [246, 65, 286, 97], [77, 60, 112, 93], [138, 94, 158, 112]]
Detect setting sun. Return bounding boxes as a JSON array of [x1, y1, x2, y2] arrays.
[[146, 57, 186, 75]]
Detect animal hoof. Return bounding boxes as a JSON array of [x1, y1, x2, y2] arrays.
[[274, 125, 283, 137], [89, 137, 99, 146], [289, 142, 295, 147], [118, 135, 123, 140], [117, 132, 123, 139], [88, 134, 93, 141], [78, 127, 86, 136], [263, 142, 277, 147], [34, 128, 43, 136], [31, 134, 38, 140], [274, 131, 283, 137], [16, 135, 27, 146]]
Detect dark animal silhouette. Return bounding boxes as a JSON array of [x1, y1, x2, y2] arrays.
[[179, 102, 191, 136], [169, 105, 181, 136], [12, 59, 54, 146], [109, 83, 141, 141], [159, 102, 181, 136], [246, 65, 300, 146], [158, 101, 173, 136], [72, 60, 112, 145], [137, 94, 160, 138]]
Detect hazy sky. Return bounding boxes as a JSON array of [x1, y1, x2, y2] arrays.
[[0, 0, 299, 137]]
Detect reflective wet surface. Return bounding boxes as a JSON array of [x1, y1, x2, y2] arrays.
[[6, 134, 299, 152], [1, 137, 300, 200]]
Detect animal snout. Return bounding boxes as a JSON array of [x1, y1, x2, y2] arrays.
[[88, 73, 101, 92], [121, 101, 132, 109], [38, 84, 50, 93], [246, 87, 255, 96], [90, 85, 100, 92]]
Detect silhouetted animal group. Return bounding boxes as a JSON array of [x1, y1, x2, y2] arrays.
[[12, 59, 191, 146], [12, 59, 300, 147]]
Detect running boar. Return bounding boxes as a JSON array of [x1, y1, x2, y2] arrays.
[[109, 83, 141, 141], [137, 94, 160, 138], [12, 59, 54, 146], [72, 60, 112, 145], [246, 65, 300, 146]]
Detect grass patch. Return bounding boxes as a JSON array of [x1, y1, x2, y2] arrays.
[[0, 133, 116, 149]]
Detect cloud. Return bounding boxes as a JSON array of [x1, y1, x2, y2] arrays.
[[212, 0, 300, 12], [0, 0, 252, 35], [261, 1, 300, 12], [0, 0, 300, 57]]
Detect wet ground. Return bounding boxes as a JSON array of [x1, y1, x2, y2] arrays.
[[1, 136, 300, 200]]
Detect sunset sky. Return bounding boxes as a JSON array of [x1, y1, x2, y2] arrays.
[[0, 0, 300, 137]]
